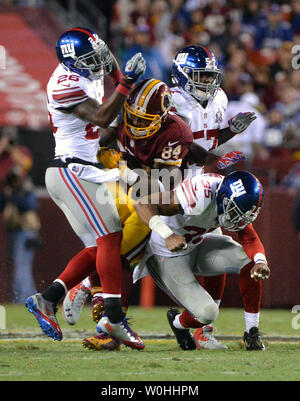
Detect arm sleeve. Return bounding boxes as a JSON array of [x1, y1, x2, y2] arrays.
[[237, 224, 266, 261]]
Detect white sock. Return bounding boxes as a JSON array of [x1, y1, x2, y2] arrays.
[[244, 312, 260, 333], [173, 314, 186, 329], [214, 299, 221, 307], [82, 276, 91, 289]]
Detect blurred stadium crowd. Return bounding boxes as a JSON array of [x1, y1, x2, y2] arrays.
[[1, 0, 300, 163], [109, 0, 300, 163]]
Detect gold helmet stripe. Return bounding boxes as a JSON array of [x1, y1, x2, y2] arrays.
[[137, 79, 161, 108]]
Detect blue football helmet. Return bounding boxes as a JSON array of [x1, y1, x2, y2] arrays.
[[172, 45, 222, 102], [216, 171, 264, 232], [56, 27, 113, 80]]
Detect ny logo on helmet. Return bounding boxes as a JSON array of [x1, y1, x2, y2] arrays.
[[230, 179, 246, 197], [176, 52, 188, 64], [60, 43, 76, 58]]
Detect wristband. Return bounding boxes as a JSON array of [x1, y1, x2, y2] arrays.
[[119, 164, 139, 186], [116, 77, 134, 96], [110, 69, 123, 84], [149, 215, 174, 240], [254, 252, 267, 264]]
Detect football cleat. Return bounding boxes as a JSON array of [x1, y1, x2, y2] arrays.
[[25, 293, 62, 341], [82, 333, 121, 351], [62, 282, 90, 325], [167, 308, 196, 351], [91, 294, 105, 323], [97, 316, 145, 350], [243, 326, 265, 351], [194, 325, 227, 350]]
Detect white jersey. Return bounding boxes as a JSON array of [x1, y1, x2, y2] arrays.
[[149, 173, 223, 258], [47, 64, 105, 163], [171, 86, 228, 153]]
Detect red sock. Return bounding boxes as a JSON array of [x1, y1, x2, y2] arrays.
[[57, 247, 97, 290], [96, 231, 123, 296], [179, 309, 204, 329], [179, 275, 226, 328], [198, 274, 226, 301], [89, 270, 101, 288], [239, 262, 262, 313], [121, 256, 133, 310]]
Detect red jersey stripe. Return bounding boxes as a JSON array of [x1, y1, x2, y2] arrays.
[[53, 89, 87, 101], [53, 86, 81, 93], [54, 96, 88, 104]]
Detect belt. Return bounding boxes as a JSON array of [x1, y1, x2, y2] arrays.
[[48, 157, 105, 169]]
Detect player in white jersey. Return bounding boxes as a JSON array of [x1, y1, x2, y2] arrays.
[[134, 170, 270, 350], [170, 45, 265, 350], [25, 27, 146, 349]]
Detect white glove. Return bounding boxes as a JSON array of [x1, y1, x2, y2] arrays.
[[228, 112, 257, 134], [124, 52, 146, 84]]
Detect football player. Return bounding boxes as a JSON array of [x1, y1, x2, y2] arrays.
[[133, 170, 270, 351], [25, 27, 147, 349], [63, 78, 246, 350], [171, 45, 264, 350]]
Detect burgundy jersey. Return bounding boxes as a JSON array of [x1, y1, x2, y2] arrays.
[[117, 113, 193, 168]]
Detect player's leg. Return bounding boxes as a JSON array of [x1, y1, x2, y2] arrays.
[[194, 275, 227, 349], [60, 168, 144, 349], [25, 168, 101, 340], [178, 227, 227, 349], [198, 227, 226, 310], [61, 179, 130, 327], [193, 233, 265, 350], [145, 252, 219, 350], [91, 208, 150, 322], [239, 263, 265, 350], [26, 167, 144, 348], [85, 210, 150, 350]]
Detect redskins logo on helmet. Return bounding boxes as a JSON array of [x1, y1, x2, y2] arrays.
[[124, 78, 173, 139]]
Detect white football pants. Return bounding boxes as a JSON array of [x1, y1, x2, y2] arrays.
[[45, 167, 122, 248], [145, 233, 251, 325]]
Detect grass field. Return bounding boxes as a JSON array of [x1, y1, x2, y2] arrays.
[[0, 304, 299, 382]]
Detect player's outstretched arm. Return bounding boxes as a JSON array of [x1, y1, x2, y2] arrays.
[[218, 112, 257, 146], [187, 142, 246, 170], [187, 142, 219, 167], [72, 53, 146, 128]]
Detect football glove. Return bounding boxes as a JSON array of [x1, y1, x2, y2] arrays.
[[123, 52, 146, 84], [216, 151, 246, 169], [228, 112, 256, 134], [97, 147, 123, 169]]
